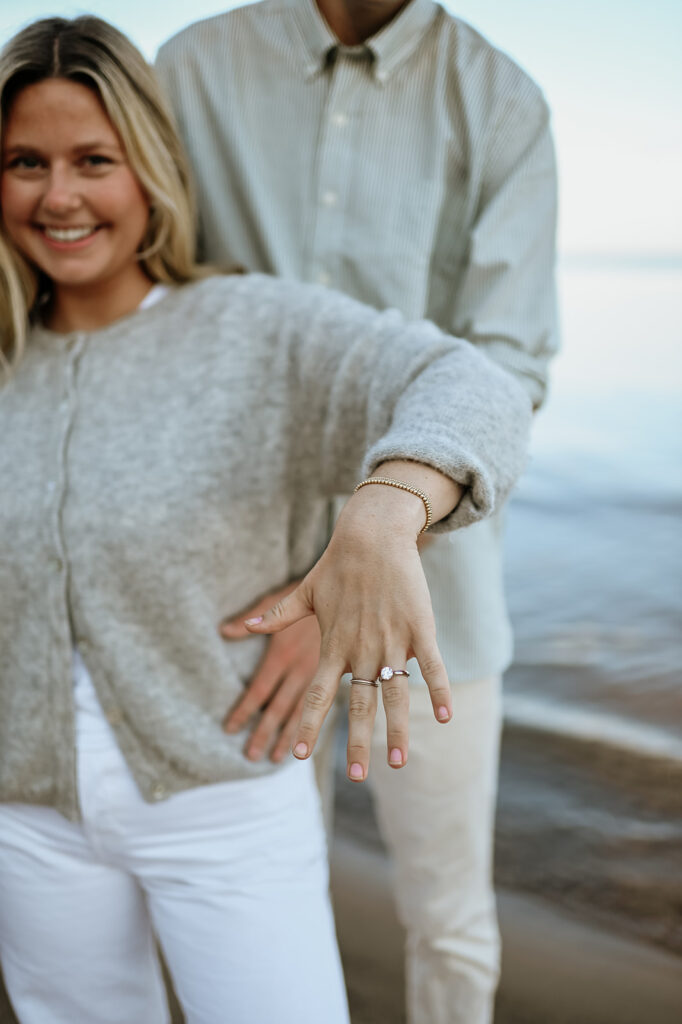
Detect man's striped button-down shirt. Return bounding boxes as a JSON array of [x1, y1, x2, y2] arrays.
[[156, 0, 559, 681]]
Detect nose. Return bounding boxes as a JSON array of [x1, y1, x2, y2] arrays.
[[40, 166, 82, 216]]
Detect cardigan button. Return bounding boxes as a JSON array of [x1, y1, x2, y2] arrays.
[[152, 784, 166, 801]]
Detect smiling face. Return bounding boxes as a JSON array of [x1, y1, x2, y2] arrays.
[[1, 77, 151, 313]]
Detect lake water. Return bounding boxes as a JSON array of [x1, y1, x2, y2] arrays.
[[506, 262, 682, 746], [335, 261, 682, 956], [498, 261, 682, 953]]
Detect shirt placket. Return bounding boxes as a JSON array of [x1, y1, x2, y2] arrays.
[[47, 333, 85, 634], [306, 50, 370, 289], [46, 331, 87, 815]]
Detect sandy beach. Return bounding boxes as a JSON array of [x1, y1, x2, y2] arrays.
[[331, 782, 682, 1024], [2, 814, 681, 1024], [3, 803, 679, 1024]]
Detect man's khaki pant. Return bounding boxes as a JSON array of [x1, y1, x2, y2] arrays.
[[322, 674, 502, 1024]]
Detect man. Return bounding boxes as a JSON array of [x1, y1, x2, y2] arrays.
[[156, 2, 557, 1021]]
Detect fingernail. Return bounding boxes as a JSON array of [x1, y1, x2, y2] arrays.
[[244, 615, 264, 626], [349, 763, 364, 780], [389, 748, 402, 765], [438, 705, 450, 721], [293, 742, 308, 758]]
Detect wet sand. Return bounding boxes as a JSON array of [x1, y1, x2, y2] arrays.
[[331, 712, 682, 1024], [2, 854, 681, 1024], [331, 834, 682, 1024], [2, 723, 680, 1024]]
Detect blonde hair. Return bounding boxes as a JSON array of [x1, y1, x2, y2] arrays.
[[0, 16, 211, 370]]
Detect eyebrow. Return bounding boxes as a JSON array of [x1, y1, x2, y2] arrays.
[[72, 140, 122, 154], [3, 140, 121, 156]]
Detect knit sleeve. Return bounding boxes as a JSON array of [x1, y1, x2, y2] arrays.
[[257, 276, 533, 532]]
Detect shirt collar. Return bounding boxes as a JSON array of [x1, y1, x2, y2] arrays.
[[290, 0, 438, 83]]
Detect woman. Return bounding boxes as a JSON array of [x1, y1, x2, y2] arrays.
[[0, 16, 531, 1024]]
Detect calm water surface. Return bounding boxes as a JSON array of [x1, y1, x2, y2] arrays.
[[336, 264, 682, 953], [499, 263, 682, 952]]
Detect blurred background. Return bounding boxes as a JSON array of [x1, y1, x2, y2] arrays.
[[1, 2, 680, 1022]]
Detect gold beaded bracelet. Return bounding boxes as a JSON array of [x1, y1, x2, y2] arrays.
[[353, 476, 433, 534]]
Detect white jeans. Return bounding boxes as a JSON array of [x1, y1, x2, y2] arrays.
[[369, 674, 502, 1024], [0, 681, 349, 1024]]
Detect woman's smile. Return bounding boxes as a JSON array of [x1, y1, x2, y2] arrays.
[[37, 223, 102, 247]]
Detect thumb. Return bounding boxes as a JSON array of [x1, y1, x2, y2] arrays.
[[242, 583, 314, 635], [220, 581, 299, 638], [220, 598, 264, 638]]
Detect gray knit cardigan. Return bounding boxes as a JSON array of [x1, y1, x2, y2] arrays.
[[0, 274, 531, 820]]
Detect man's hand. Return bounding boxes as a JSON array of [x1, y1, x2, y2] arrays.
[[220, 583, 320, 762]]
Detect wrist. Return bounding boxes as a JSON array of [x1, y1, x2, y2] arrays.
[[354, 475, 432, 533], [365, 460, 463, 530], [341, 483, 426, 542]]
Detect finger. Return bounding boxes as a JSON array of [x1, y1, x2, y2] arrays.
[[379, 658, 410, 769], [244, 674, 306, 761], [346, 667, 379, 783], [223, 647, 284, 733], [219, 619, 255, 640], [412, 638, 452, 723], [291, 656, 345, 760], [219, 581, 300, 638], [242, 583, 314, 635], [270, 695, 305, 763], [220, 597, 277, 639]]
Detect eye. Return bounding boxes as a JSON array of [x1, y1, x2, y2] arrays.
[[6, 154, 43, 171], [81, 154, 114, 169]]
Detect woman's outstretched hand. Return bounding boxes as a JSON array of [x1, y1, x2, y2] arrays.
[[240, 461, 462, 781]]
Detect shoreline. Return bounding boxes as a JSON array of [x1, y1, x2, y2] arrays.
[[330, 835, 682, 1024], [2, 821, 679, 1024]]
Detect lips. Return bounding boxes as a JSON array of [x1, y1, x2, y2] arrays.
[[41, 225, 99, 242]]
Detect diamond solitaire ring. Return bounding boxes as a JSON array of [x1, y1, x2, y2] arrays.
[[377, 666, 410, 683]]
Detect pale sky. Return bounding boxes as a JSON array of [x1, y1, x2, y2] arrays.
[[2, 0, 681, 257]]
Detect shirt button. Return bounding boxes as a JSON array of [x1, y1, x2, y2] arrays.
[[321, 190, 338, 207], [331, 112, 348, 127], [316, 270, 331, 286], [152, 784, 166, 801], [46, 481, 56, 494]]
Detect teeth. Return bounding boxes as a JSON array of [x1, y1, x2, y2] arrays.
[[43, 226, 97, 242]]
